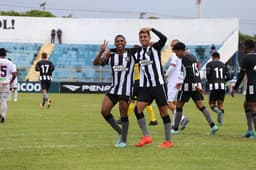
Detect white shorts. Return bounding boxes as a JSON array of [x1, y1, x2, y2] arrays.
[[167, 86, 179, 102], [0, 84, 10, 93]]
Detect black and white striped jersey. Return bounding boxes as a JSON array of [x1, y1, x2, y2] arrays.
[[102, 48, 136, 96], [206, 60, 229, 91], [35, 60, 55, 81], [136, 28, 167, 87], [181, 54, 202, 91], [240, 53, 256, 95]]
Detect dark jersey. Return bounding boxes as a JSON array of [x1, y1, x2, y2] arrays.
[[181, 54, 202, 91], [206, 60, 229, 91], [135, 28, 167, 87], [102, 48, 136, 96], [35, 60, 55, 81], [240, 53, 256, 95]]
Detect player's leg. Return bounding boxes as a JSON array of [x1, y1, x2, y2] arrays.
[[217, 98, 225, 125], [101, 94, 122, 144], [194, 93, 218, 135], [13, 88, 18, 102], [8, 88, 12, 101], [46, 81, 52, 108], [155, 85, 174, 148], [134, 88, 152, 147], [40, 81, 48, 108], [0, 92, 9, 123], [146, 104, 158, 126], [249, 102, 256, 138], [243, 101, 254, 137], [209, 91, 221, 114], [245, 94, 256, 138], [115, 98, 129, 147]]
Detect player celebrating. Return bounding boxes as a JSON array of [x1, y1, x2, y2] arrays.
[[7, 58, 18, 102], [172, 42, 219, 136], [134, 27, 173, 148], [0, 48, 17, 123], [165, 39, 189, 130], [232, 40, 256, 138], [35, 52, 55, 109], [93, 37, 136, 147], [206, 52, 231, 125]]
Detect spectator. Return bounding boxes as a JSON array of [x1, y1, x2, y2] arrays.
[[57, 29, 63, 44], [50, 29, 56, 44]]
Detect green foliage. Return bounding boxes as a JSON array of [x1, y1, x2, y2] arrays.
[[0, 10, 55, 17], [0, 93, 255, 170]]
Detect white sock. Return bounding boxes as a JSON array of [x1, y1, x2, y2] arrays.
[[172, 110, 176, 126], [181, 115, 185, 121], [1, 100, 7, 118], [13, 91, 18, 102]]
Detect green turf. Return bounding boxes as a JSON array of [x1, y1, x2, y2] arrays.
[[0, 93, 255, 170]]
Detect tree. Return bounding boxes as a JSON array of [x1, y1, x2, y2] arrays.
[[0, 10, 55, 17]]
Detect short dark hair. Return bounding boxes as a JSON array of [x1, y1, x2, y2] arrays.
[[139, 30, 150, 36], [42, 52, 47, 59], [172, 42, 186, 51], [114, 34, 126, 41], [0, 48, 7, 56], [212, 51, 220, 58], [244, 39, 255, 49]]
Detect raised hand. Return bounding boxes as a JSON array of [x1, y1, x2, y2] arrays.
[[100, 40, 108, 52], [140, 27, 152, 32]]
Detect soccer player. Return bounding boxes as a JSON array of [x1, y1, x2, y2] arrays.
[[172, 42, 219, 136], [7, 58, 18, 102], [232, 40, 256, 138], [35, 52, 55, 109], [134, 27, 173, 148], [0, 48, 17, 123], [93, 37, 136, 147], [165, 39, 189, 130], [127, 62, 158, 126], [206, 52, 231, 125]]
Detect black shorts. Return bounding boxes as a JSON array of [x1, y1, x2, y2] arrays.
[[40, 80, 51, 91], [106, 93, 130, 105], [177, 90, 204, 103], [137, 85, 168, 107], [246, 94, 256, 102], [209, 90, 225, 102], [132, 80, 139, 100]]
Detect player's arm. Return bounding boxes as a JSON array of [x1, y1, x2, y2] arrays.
[[35, 62, 40, 71], [224, 65, 232, 81], [50, 62, 55, 72], [205, 64, 211, 82], [10, 72, 17, 85], [231, 69, 246, 96], [93, 40, 108, 65], [141, 27, 167, 50]]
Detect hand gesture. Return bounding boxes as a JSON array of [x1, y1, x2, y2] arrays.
[[100, 40, 108, 53]]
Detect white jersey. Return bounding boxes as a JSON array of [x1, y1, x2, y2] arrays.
[[0, 58, 16, 92], [166, 54, 183, 88]]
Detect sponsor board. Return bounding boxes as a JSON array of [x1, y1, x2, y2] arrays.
[[18, 81, 60, 93], [60, 82, 111, 93]]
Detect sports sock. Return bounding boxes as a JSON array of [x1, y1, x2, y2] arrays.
[[13, 90, 18, 101], [1, 100, 7, 118], [127, 102, 135, 117], [103, 113, 122, 134], [42, 93, 48, 106], [162, 115, 171, 141], [146, 105, 157, 121], [135, 107, 149, 136], [121, 116, 129, 143], [200, 107, 215, 127], [251, 113, 256, 131], [8, 91, 12, 101], [181, 115, 185, 121], [211, 106, 220, 114], [245, 110, 253, 131], [172, 110, 176, 126], [173, 107, 182, 131]]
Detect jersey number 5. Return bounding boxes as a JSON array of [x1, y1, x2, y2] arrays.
[[0, 65, 7, 77]]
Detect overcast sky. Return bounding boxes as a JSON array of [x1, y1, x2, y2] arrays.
[[0, 0, 255, 35]]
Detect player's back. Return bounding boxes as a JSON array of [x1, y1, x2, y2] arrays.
[[35, 60, 55, 81], [243, 53, 256, 86], [206, 60, 227, 83], [182, 54, 201, 83], [0, 58, 15, 84]]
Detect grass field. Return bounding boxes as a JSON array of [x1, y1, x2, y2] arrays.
[[0, 93, 255, 170]]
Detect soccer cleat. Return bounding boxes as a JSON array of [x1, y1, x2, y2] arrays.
[[47, 99, 52, 109], [0, 117, 5, 123], [135, 136, 152, 147], [171, 129, 179, 134], [115, 135, 122, 146], [250, 134, 256, 139], [180, 117, 189, 130], [148, 120, 158, 126], [242, 130, 254, 138], [158, 141, 174, 148], [115, 142, 128, 148], [208, 125, 218, 136], [217, 111, 223, 125], [40, 104, 44, 109]]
